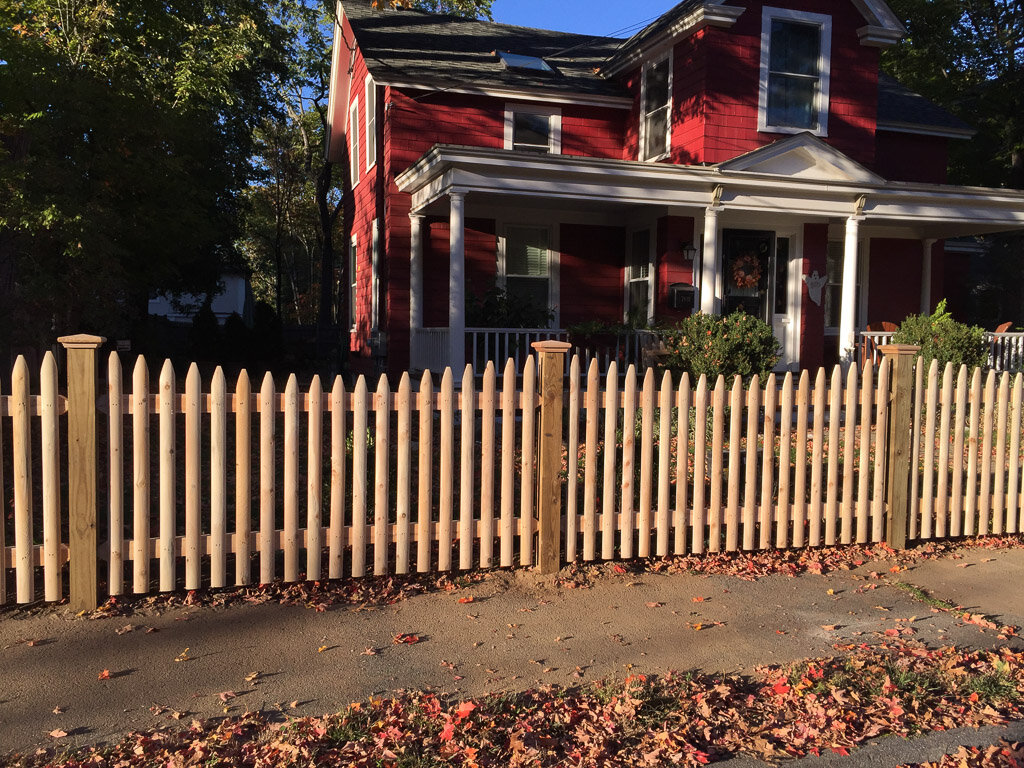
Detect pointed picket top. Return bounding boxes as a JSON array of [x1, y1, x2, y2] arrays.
[[159, 358, 175, 391], [133, 354, 148, 385], [236, 367, 250, 395]]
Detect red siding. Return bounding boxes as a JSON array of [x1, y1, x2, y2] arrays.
[[656, 215, 696, 322], [702, 0, 879, 166], [420, 217, 498, 329], [559, 224, 627, 326], [799, 223, 828, 371], [867, 238, 927, 324], [874, 131, 949, 183], [670, 31, 709, 165]]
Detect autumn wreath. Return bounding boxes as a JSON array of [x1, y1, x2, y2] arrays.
[[731, 250, 761, 289]]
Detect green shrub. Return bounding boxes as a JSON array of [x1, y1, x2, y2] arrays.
[[662, 311, 780, 381], [892, 300, 987, 370], [467, 285, 554, 329]]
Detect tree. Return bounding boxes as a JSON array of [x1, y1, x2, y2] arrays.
[[882, 0, 1023, 188], [0, 0, 287, 352]]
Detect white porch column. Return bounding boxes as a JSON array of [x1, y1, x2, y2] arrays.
[[409, 213, 424, 369], [839, 215, 862, 365], [448, 190, 466, 373], [920, 238, 936, 314], [700, 206, 720, 315]]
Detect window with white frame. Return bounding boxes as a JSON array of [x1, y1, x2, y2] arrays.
[[503, 105, 561, 154], [364, 76, 376, 172], [348, 99, 360, 186], [348, 236, 358, 331], [640, 54, 671, 161], [503, 226, 551, 315], [626, 229, 653, 323], [823, 240, 862, 332], [759, 7, 831, 135]]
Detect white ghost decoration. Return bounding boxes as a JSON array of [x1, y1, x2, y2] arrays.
[[803, 270, 828, 306]]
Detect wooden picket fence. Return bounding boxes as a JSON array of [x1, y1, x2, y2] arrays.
[[3, 337, 1024, 610]]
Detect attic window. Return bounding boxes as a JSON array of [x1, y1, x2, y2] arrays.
[[497, 51, 553, 73]]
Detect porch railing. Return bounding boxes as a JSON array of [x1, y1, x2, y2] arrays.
[[410, 327, 450, 372], [467, 327, 567, 372], [859, 330, 1024, 373]]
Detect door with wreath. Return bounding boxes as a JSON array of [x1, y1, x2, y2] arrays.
[[721, 229, 774, 322]]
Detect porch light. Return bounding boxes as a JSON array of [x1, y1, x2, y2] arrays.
[[680, 241, 698, 261]]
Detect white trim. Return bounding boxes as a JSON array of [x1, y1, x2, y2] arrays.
[[364, 75, 377, 173], [503, 104, 562, 154], [348, 234, 358, 332], [757, 7, 832, 137], [366, 79, 633, 109], [857, 24, 903, 47], [371, 219, 380, 330], [603, 3, 745, 77], [348, 97, 360, 187], [876, 121, 975, 140], [639, 52, 673, 162]]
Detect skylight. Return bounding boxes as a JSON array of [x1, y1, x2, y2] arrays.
[[497, 51, 553, 73]]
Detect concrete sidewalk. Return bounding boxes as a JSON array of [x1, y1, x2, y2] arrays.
[[2, 546, 1023, 760]]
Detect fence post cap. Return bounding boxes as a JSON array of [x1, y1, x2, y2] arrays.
[[530, 340, 572, 353], [877, 343, 920, 357], [58, 334, 107, 349]]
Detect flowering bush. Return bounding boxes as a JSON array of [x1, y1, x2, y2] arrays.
[[662, 311, 780, 381]]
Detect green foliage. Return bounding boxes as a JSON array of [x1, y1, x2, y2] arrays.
[[661, 311, 781, 381], [384, 0, 494, 19], [466, 285, 554, 329], [882, 0, 1023, 189], [891, 299, 988, 369], [0, 0, 288, 350]]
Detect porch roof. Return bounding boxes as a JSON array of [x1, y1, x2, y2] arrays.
[[395, 144, 1024, 240]]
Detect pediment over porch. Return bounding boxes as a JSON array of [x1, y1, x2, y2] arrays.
[[717, 133, 885, 184]]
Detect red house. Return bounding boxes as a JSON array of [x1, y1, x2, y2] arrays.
[[326, 0, 1024, 374]]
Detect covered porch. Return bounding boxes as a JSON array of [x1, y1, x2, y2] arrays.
[[395, 137, 1024, 375]]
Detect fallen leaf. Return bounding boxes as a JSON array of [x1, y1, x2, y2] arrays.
[[361, 647, 378, 655], [458, 596, 474, 604], [289, 700, 299, 709], [52, 706, 63, 714], [821, 624, 837, 631], [692, 596, 707, 603], [98, 669, 111, 680], [317, 645, 328, 653], [455, 700, 476, 720], [393, 633, 420, 645], [244, 672, 260, 682], [645, 602, 663, 608], [115, 624, 134, 635], [48, 729, 67, 739], [218, 691, 236, 703], [174, 648, 190, 662]]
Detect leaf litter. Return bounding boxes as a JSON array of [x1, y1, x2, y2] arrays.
[[11, 637, 1024, 767]]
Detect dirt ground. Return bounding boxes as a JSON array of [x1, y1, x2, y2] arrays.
[[2, 545, 1023, 759]]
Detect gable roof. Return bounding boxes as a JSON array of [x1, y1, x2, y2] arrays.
[[876, 74, 974, 139], [718, 132, 886, 183], [339, 0, 627, 103]]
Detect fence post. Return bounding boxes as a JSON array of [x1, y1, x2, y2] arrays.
[[532, 340, 571, 574], [879, 344, 920, 549], [58, 334, 106, 611]]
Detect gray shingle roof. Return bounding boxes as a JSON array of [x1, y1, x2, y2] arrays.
[[341, 0, 626, 99], [876, 73, 974, 136]]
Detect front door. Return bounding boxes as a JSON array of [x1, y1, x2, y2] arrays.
[[722, 229, 773, 321], [721, 229, 796, 369]]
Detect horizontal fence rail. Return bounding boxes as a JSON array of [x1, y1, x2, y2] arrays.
[[5, 338, 1024, 608]]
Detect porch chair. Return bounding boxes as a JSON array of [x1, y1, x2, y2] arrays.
[[995, 321, 1013, 333], [860, 321, 898, 367]]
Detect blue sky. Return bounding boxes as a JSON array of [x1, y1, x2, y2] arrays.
[[490, 0, 677, 38]]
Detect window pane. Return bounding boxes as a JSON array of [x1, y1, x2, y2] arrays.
[[507, 276, 549, 310], [628, 281, 649, 320], [644, 58, 670, 111], [767, 75, 817, 128], [644, 106, 669, 158], [770, 20, 820, 76], [630, 230, 650, 276], [826, 241, 843, 282], [506, 227, 548, 276], [513, 113, 550, 151]]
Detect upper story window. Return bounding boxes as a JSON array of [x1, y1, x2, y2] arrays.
[[348, 98, 360, 186], [364, 75, 376, 173], [504, 105, 561, 154], [758, 7, 832, 135], [640, 54, 671, 161]]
